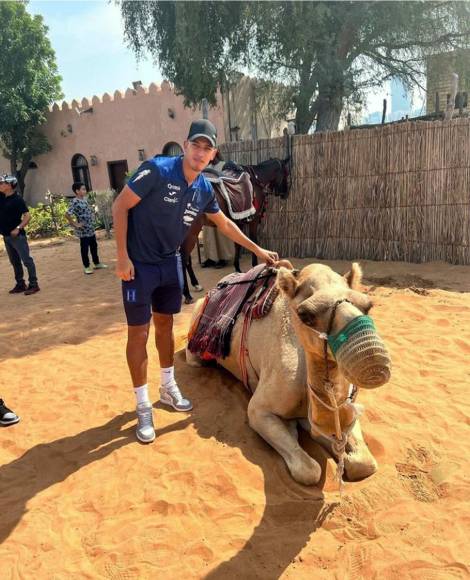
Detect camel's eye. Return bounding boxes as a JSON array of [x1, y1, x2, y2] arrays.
[[297, 301, 328, 327], [297, 304, 316, 326]]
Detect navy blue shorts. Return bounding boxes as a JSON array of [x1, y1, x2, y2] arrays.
[[122, 256, 184, 326]]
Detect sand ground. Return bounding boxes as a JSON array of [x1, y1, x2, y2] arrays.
[[0, 235, 469, 579]]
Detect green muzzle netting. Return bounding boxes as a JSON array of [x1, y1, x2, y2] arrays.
[[328, 315, 391, 388]]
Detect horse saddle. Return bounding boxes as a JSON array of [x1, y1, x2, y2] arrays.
[[203, 165, 255, 221]]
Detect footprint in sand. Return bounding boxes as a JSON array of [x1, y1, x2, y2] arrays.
[[347, 544, 372, 580], [395, 445, 450, 503], [390, 563, 470, 579], [103, 562, 139, 580], [364, 408, 385, 424], [186, 542, 215, 562]]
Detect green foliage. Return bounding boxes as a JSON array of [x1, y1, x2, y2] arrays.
[[125, 168, 138, 184], [120, 1, 470, 133], [0, 1, 62, 193], [28, 190, 116, 239], [87, 190, 115, 238], [28, 197, 71, 239]]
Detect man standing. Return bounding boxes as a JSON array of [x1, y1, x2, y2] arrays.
[[0, 174, 40, 295], [112, 119, 278, 443]]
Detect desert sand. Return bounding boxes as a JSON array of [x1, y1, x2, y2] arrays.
[[0, 235, 469, 579]]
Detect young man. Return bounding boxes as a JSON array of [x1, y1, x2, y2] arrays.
[[0, 174, 40, 295], [66, 182, 108, 274], [112, 119, 279, 443], [0, 398, 20, 426]]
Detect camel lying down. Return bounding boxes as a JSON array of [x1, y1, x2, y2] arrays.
[[186, 262, 391, 486]]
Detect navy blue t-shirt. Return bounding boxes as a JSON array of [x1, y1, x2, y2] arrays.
[[127, 156, 220, 263]]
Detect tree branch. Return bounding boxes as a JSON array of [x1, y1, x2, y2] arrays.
[[370, 30, 470, 53]]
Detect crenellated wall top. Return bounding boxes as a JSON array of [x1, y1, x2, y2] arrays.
[[49, 80, 175, 113]]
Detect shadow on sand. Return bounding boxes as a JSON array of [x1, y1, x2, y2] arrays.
[[0, 411, 191, 546], [173, 350, 339, 580]]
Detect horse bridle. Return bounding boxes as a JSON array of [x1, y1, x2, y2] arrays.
[[247, 159, 285, 196]]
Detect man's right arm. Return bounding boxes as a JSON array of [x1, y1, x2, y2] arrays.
[[65, 212, 82, 229], [112, 185, 142, 281]]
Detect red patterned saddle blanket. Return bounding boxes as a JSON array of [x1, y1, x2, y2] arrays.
[[187, 264, 279, 360]]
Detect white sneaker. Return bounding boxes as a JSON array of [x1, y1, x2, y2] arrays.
[[160, 384, 193, 412], [136, 402, 155, 443]]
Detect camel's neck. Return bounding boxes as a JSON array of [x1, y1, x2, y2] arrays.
[[304, 351, 349, 403]]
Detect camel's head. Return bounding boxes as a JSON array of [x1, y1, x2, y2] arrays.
[[277, 262, 391, 389]]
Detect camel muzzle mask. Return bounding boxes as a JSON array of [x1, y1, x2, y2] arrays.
[[328, 314, 391, 388]]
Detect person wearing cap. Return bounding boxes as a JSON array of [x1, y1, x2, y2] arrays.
[[112, 119, 279, 443], [0, 174, 40, 295]]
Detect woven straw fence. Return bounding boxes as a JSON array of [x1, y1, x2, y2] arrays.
[[219, 119, 470, 265]]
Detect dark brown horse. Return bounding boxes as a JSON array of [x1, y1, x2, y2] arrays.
[[181, 157, 291, 303]]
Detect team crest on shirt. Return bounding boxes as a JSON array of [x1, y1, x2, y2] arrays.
[[133, 169, 151, 182]]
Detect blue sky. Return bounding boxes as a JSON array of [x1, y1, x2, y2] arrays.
[[29, 0, 163, 102]]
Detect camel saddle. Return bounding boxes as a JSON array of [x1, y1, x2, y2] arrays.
[[187, 264, 279, 360]]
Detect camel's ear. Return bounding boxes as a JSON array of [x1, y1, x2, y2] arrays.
[[344, 262, 363, 290], [277, 267, 299, 298], [275, 259, 294, 270]]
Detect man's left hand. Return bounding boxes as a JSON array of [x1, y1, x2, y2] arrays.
[[255, 248, 279, 265], [10, 227, 20, 237]]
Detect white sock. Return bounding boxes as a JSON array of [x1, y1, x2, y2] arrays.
[[134, 384, 150, 406], [161, 366, 175, 388]]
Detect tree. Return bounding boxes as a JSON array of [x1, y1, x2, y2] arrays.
[[120, 1, 470, 134], [0, 1, 62, 194]]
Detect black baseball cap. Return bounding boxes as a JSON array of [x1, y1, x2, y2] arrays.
[[188, 119, 217, 147]]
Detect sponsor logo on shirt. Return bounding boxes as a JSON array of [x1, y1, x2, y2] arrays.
[[132, 169, 151, 182], [183, 202, 199, 226], [167, 183, 181, 192], [185, 203, 199, 216], [164, 196, 179, 203]]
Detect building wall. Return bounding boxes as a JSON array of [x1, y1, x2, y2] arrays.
[[426, 49, 470, 114], [0, 81, 224, 205]]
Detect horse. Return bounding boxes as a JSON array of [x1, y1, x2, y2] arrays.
[[181, 157, 291, 304]]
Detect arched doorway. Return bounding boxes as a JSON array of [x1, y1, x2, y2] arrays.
[[71, 154, 92, 191], [161, 142, 183, 157]]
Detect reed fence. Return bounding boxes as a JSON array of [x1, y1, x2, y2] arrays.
[[219, 119, 470, 265]]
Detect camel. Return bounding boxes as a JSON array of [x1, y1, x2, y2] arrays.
[[186, 262, 391, 486]]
